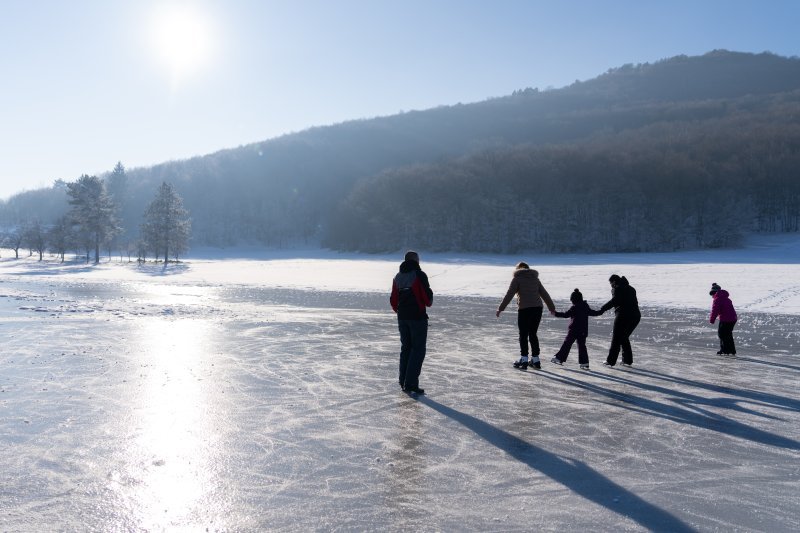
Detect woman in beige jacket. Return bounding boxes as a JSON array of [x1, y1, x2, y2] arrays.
[[496, 262, 556, 369]]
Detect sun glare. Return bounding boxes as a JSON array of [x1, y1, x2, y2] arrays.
[[149, 4, 215, 88]]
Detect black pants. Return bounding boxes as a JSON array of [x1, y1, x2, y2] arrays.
[[554, 331, 589, 365], [607, 314, 640, 366], [518, 307, 543, 357], [398, 319, 428, 390], [718, 320, 737, 355]]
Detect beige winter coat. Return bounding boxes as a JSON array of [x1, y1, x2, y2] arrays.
[[498, 268, 555, 313]]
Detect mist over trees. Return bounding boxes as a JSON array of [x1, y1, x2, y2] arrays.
[[329, 99, 800, 252], [140, 182, 191, 261], [1, 50, 799, 256], [0, 172, 190, 263]]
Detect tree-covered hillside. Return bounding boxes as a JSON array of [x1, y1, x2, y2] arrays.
[[2, 50, 799, 254], [329, 92, 800, 252]]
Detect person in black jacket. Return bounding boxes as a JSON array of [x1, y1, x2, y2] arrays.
[[550, 288, 602, 369], [598, 274, 641, 367], [390, 251, 433, 395]]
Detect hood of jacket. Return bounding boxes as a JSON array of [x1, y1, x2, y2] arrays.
[[399, 259, 420, 274], [514, 268, 539, 280], [713, 289, 730, 300]]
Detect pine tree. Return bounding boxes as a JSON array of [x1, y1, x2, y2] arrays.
[[66, 175, 120, 264], [141, 182, 191, 262], [105, 161, 131, 258]]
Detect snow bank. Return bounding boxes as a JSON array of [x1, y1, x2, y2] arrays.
[[1, 233, 798, 314]]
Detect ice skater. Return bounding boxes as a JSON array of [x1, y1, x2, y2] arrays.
[[496, 262, 556, 370], [550, 288, 602, 370], [390, 250, 433, 395], [709, 282, 738, 355], [598, 274, 641, 367]]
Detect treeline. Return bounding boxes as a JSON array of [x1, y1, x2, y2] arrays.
[[327, 94, 800, 253], [1, 171, 191, 263], [1, 50, 799, 254]]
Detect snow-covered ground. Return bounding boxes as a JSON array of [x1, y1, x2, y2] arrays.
[[1, 234, 798, 531]]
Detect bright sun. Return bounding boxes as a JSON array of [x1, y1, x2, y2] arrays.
[[149, 4, 215, 87]]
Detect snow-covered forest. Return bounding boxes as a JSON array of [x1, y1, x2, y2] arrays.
[[2, 51, 800, 256], [1, 170, 190, 263]]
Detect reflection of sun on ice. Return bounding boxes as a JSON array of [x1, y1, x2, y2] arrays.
[[148, 3, 216, 88], [125, 317, 219, 530]]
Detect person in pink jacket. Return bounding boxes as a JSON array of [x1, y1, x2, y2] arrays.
[[709, 282, 738, 355]]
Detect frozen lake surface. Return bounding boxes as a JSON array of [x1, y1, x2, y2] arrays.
[[1, 239, 799, 531]]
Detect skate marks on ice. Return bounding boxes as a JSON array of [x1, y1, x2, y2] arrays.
[[419, 297, 800, 531], [418, 396, 694, 532], [2, 285, 800, 531], [0, 312, 236, 531], [485, 304, 800, 531]]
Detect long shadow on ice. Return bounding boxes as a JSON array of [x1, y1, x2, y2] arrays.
[[733, 356, 800, 373], [418, 397, 696, 533], [538, 371, 800, 451], [627, 367, 800, 412], [592, 371, 788, 420], [136, 263, 190, 276], [10, 264, 98, 276]]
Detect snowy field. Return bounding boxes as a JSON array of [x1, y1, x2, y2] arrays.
[[1, 234, 799, 531]]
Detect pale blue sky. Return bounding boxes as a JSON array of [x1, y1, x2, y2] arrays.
[[0, 0, 798, 199]]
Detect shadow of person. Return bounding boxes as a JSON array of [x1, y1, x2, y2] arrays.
[[632, 362, 800, 407], [539, 370, 800, 451], [734, 357, 800, 373], [416, 396, 695, 532], [580, 373, 800, 450]]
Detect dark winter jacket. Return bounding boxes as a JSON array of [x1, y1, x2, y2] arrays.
[[390, 260, 433, 320], [600, 277, 641, 319], [555, 300, 602, 337], [710, 289, 737, 323], [498, 268, 556, 313]]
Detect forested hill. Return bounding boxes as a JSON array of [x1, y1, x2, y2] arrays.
[[2, 50, 800, 254]]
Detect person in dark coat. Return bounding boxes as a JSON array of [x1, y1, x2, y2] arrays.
[[598, 274, 641, 367], [390, 250, 433, 395], [550, 288, 602, 369], [709, 282, 738, 355]]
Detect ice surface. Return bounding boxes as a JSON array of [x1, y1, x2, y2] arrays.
[[0, 237, 798, 531]]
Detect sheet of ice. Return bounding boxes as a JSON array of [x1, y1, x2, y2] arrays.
[[1, 235, 798, 531]]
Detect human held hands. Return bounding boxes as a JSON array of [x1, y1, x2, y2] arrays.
[[496, 309, 502, 318]]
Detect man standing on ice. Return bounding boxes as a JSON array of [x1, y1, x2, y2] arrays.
[[390, 250, 433, 395]]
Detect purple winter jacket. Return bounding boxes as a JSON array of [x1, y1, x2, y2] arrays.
[[554, 300, 602, 337], [710, 289, 737, 323]]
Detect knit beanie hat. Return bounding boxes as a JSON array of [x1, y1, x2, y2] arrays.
[[570, 288, 583, 304], [709, 282, 721, 296]]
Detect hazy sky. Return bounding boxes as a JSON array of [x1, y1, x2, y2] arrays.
[[1, 0, 798, 200]]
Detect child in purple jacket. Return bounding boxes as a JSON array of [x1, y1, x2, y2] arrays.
[[709, 282, 738, 355], [550, 288, 602, 369]]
